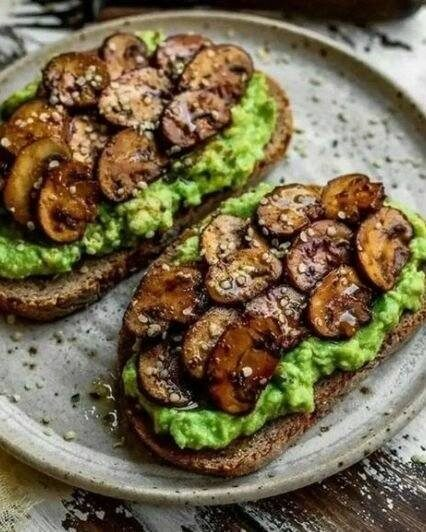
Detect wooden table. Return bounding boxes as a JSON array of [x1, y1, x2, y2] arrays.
[[0, 7, 425, 531]]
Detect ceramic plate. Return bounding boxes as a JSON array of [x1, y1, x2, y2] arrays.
[[0, 11, 424, 505]]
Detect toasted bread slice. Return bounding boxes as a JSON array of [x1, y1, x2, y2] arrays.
[[118, 304, 425, 477], [0, 75, 292, 321]]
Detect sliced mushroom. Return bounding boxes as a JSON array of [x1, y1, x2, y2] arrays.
[[321, 173, 385, 224], [154, 34, 213, 79], [68, 114, 109, 169], [98, 128, 167, 201], [206, 247, 282, 304], [206, 316, 280, 414], [286, 220, 353, 292], [138, 343, 193, 407], [256, 184, 324, 239], [100, 32, 148, 80], [99, 67, 171, 130], [124, 262, 206, 337], [38, 160, 99, 243], [43, 52, 109, 108], [0, 146, 14, 191], [3, 138, 70, 226], [161, 90, 231, 149], [179, 45, 253, 102], [201, 214, 247, 265], [0, 99, 69, 156], [246, 285, 306, 350], [356, 207, 413, 291], [182, 307, 238, 380], [308, 265, 372, 338]]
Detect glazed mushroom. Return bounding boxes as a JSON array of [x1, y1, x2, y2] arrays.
[[356, 207, 413, 291], [321, 173, 384, 224], [286, 220, 353, 292]]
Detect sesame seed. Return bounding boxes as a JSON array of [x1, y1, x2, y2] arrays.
[[299, 231, 308, 242], [220, 279, 232, 290], [147, 324, 161, 336], [236, 275, 246, 287], [182, 307, 193, 316], [242, 366, 253, 378], [0, 137, 11, 148], [69, 185, 77, 195], [27, 221, 35, 231], [138, 314, 148, 323], [298, 263, 307, 273], [326, 226, 337, 237], [337, 211, 346, 219], [49, 160, 60, 169], [169, 392, 181, 403]]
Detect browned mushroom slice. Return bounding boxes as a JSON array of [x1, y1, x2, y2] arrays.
[[206, 247, 282, 304], [154, 34, 213, 79], [161, 90, 231, 149], [256, 184, 324, 239], [138, 343, 193, 407], [0, 146, 14, 191], [356, 207, 413, 291], [308, 265, 372, 338], [99, 67, 171, 130], [98, 128, 167, 202], [206, 316, 280, 414], [43, 52, 110, 108], [38, 160, 99, 243], [201, 214, 247, 265], [322, 174, 385, 224], [286, 220, 353, 292], [0, 99, 69, 156], [182, 307, 238, 380], [246, 285, 306, 350], [179, 45, 253, 102], [68, 114, 109, 169], [100, 32, 148, 80], [124, 263, 206, 337], [3, 138, 70, 226]]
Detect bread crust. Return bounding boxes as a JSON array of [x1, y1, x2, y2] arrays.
[[118, 304, 425, 477], [0, 75, 292, 321]]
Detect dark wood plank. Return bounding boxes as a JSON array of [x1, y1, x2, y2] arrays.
[[242, 448, 426, 531], [61, 489, 145, 531]]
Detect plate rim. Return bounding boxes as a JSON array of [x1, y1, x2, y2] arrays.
[[0, 9, 424, 505]]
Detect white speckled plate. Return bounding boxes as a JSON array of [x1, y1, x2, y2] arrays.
[[0, 11, 424, 505]]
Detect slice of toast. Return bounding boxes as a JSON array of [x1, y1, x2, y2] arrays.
[[0, 75, 292, 321], [118, 304, 425, 478]]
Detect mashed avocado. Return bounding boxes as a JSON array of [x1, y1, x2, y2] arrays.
[[0, 79, 40, 120], [0, 72, 276, 279], [122, 201, 426, 450]]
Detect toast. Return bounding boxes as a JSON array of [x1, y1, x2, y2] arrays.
[[117, 175, 425, 477], [119, 305, 425, 477], [0, 75, 292, 321]]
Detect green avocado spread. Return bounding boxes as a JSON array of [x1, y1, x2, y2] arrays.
[[0, 43, 276, 279], [122, 194, 426, 450]]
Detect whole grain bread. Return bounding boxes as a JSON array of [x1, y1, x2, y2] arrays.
[[118, 304, 425, 477], [0, 75, 292, 321]]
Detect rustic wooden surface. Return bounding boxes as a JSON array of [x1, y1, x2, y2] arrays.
[[0, 5, 425, 531]]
